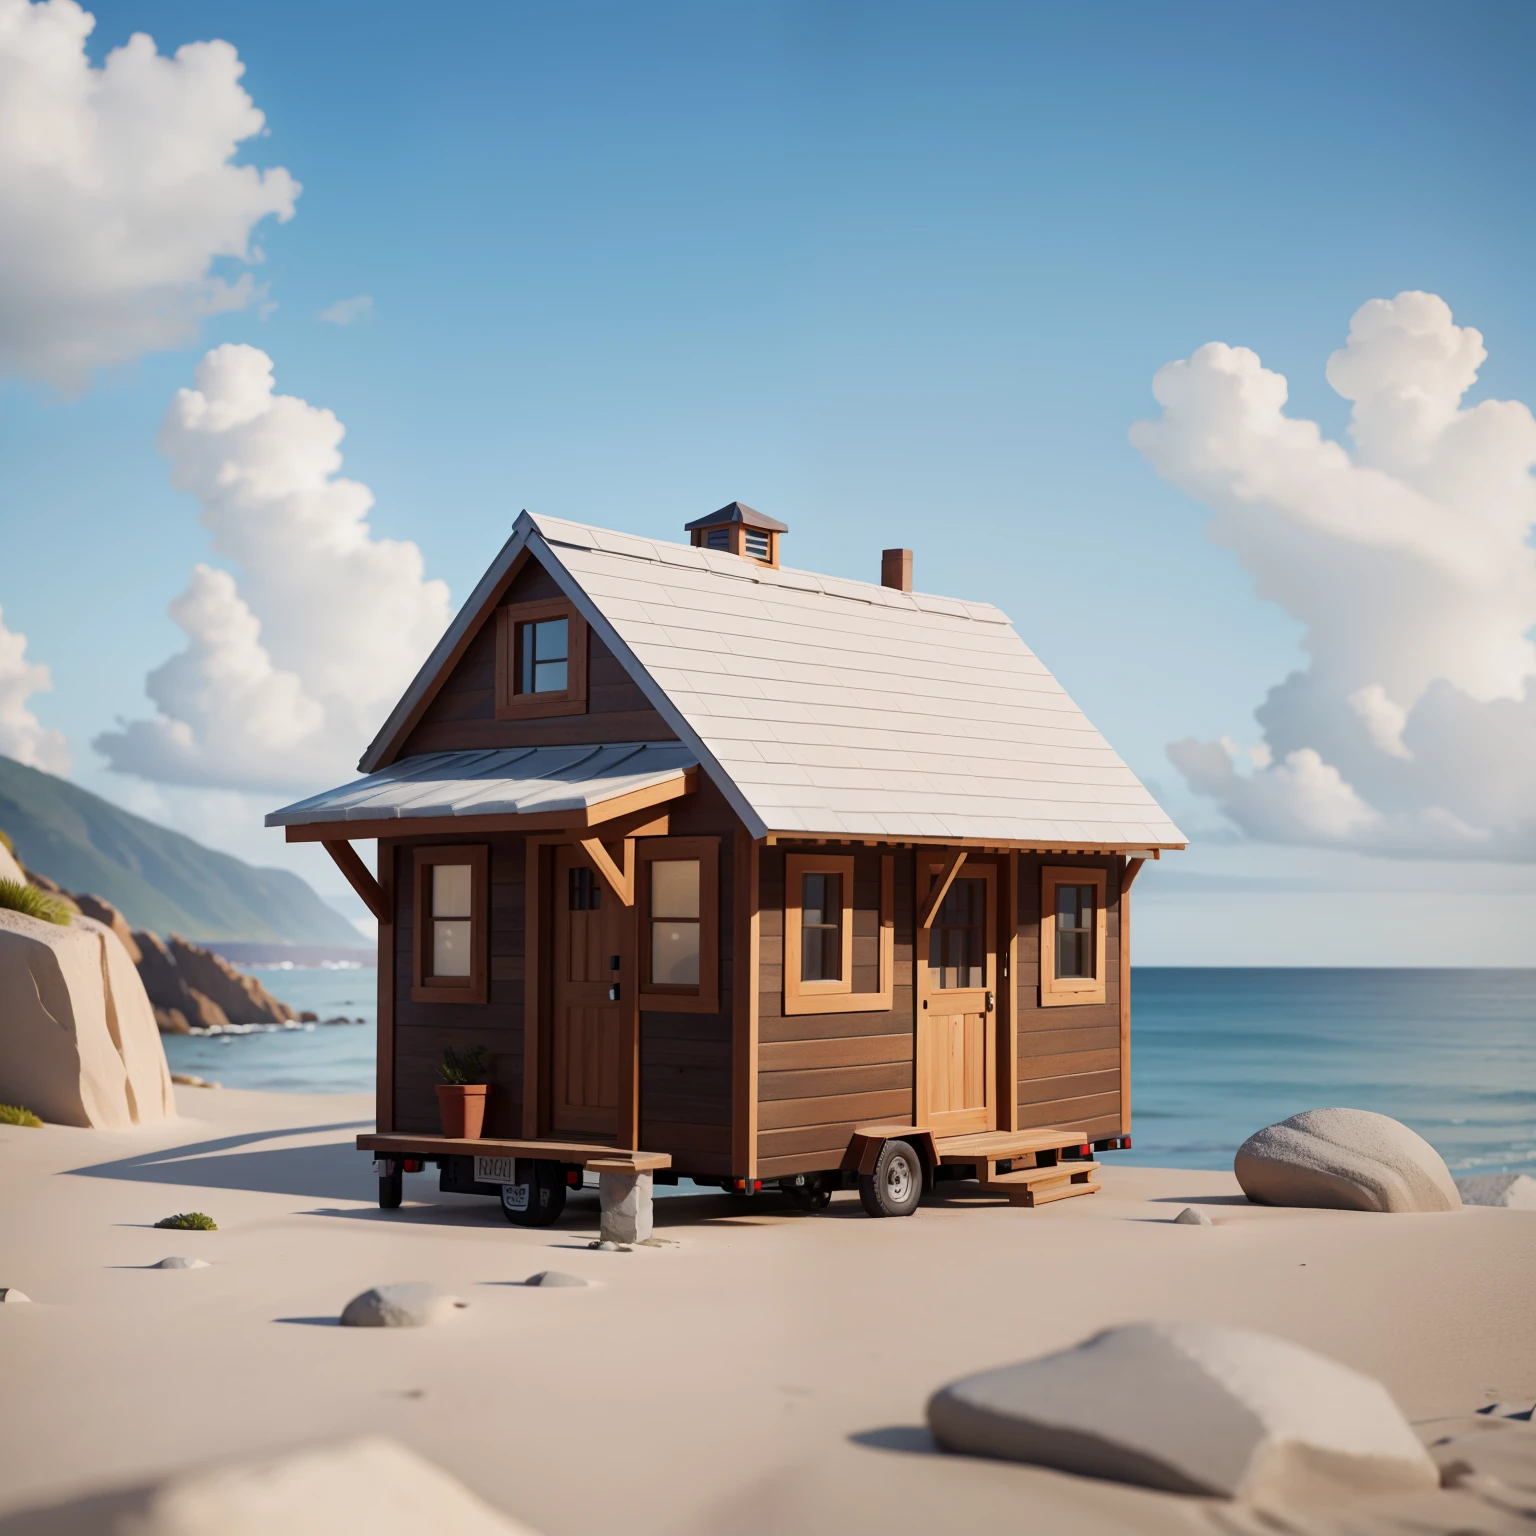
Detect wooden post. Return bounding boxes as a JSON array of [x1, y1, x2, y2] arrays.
[[376, 842, 395, 1133], [1118, 857, 1144, 1137], [521, 840, 544, 1138], [732, 827, 760, 1180], [1001, 850, 1019, 1133]]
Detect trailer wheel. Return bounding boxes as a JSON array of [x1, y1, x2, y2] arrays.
[[378, 1169, 403, 1209], [785, 1174, 833, 1212], [500, 1161, 568, 1227], [859, 1140, 923, 1218]]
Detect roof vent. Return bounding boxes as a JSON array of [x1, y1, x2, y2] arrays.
[[881, 548, 912, 593], [685, 501, 786, 568]]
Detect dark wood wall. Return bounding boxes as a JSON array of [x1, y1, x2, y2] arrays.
[[1015, 854, 1124, 1141], [755, 848, 916, 1178], [399, 557, 678, 757], [387, 833, 528, 1136]]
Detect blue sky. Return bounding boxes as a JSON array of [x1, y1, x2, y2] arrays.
[[1, 0, 1532, 961]]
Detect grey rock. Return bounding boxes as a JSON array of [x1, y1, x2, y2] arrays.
[[339, 1283, 466, 1328], [0, 1287, 31, 1302], [526, 1270, 587, 1288], [1235, 1108, 1460, 1213], [927, 1321, 1438, 1501], [1456, 1172, 1536, 1209], [1172, 1207, 1212, 1225], [598, 1171, 653, 1244], [153, 1256, 210, 1269]]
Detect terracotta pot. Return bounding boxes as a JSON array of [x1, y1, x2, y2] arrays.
[[436, 1083, 488, 1139]]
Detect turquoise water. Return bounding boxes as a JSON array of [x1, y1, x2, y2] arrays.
[[163, 966, 1536, 1176]]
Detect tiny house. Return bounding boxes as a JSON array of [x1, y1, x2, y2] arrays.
[[267, 504, 1184, 1222]]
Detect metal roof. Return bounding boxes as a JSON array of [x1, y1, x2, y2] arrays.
[[683, 501, 789, 533], [266, 743, 696, 828]]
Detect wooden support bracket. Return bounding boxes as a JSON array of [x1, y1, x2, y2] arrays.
[[1121, 856, 1147, 893], [321, 839, 389, 923], [917, 848, 968, 929], [578, 835, 636, 906]]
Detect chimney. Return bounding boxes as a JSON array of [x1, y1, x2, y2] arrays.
[[684, 501, 787, 568], [881, 548, 913, 592]]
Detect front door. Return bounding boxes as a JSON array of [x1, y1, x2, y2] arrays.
[[916, 857, 997, 1136], [550, 845, 625, 1138]]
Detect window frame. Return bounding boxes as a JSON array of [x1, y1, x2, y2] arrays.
[[411, 844, 489, 1005], [1039, 865, 1108, 1008], [495, 597, 589, 720], [636, 836, 719, 1014], [783, 852, 894, 1015]]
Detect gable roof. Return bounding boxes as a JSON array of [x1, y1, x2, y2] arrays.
[[357, 511, 1185, 849]]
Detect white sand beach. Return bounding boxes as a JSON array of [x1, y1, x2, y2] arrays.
[[1, 1088, 1532, 1535]]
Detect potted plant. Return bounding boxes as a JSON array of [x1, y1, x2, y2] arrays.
[[436, 1045, 489, 1138]]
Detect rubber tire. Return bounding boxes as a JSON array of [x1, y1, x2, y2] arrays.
[[786, 1175, 833, 1212], [500, 1161, 568, 1227], [858, 1140, 923, 1218], [378, 1171, 403, 1209]]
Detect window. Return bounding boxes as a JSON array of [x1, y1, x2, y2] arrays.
[[412, 845, 488, 1004], [929, 877, 986, 989], [743, 529, 771, 560], [1039, 865, 1108, 1007], [495, 598, 587, 719], [705, 527, 730, 551], [783, 852, 894, 1015], [637, 838, 719, 1012], [568, 865, 601, 911]]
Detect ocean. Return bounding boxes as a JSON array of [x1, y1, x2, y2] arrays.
[[162, 966, 1536, 1177]]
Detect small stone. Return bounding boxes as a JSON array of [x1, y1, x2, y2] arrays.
[[526, 1270, 587, 1288], [0, 1287, 31, 1303], [1456, 1173, 1536, 1210], [153, 1256, 210, 1269], [1172, 1207, 1213, 1225], [339, 1283, 466, 1328]]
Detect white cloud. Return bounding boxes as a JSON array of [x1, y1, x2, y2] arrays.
[[1134, 292, 1536, 860], [0, 605, 69, 771], [318, 295, 372, 326], [94, 344, 453, 791], [0, 0, 299, 389]]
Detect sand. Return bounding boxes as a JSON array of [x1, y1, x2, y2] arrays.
[[1, 1088, 1532, 1534]]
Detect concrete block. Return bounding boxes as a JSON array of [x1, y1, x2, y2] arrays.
[[599, 1172, 653, 1244]]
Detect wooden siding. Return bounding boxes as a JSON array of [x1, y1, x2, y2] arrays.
[[1016, 853, 1124, 1142], [389, 834, 527, 1136], [755, 847, 915, 1177], [399, 556, 678, 757]]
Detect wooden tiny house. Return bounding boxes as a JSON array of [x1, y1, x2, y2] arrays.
[[268, 505, 1184, 1221]]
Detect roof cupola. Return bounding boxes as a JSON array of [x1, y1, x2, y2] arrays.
[[684, 501, 786, 568]]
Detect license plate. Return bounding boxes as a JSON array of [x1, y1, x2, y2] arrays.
[[501, 1182, 530, 1212], [475, 1156, 517, 1184]]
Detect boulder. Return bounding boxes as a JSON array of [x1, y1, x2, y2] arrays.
[[156, 1007, 192, 1035], [0, 838, 25, 886], [0, 1287, 30, 1303], [340, 1283, 466, 1327], [0, 1435, 540, 1535], [184, 988, 230, 1031], [0, 909, 175, 1128], [168, 934, 294, 1024], [526, 1270, 587, 1288], [599, 1171, 654, 1244], [927, 1321, 1438, 1502], [1235, 1108, 1460, 1213], [1456, 1172, 1536, 1210], [69, 892, 142, 963]]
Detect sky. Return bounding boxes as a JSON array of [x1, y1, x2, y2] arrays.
[[0, 0, 1532, 963]]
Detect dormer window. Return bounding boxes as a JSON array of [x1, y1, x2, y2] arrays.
[[704, 527, 731, 552], [684, 500, 787, 569], [496, 597, 587, 719], [744, 529, 771, 560]]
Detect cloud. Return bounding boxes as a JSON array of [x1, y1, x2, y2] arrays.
[[1133, 292, 1536, 860], [0, 605, 69, 772], [0, 0, 299, 389], [318, 295, 372, 326], [93, 344, 453, 791]]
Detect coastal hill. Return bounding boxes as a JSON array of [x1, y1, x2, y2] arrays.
[[0, 755, 363, 948]]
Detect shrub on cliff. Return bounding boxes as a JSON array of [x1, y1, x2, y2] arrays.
[[0, 1104, 44, 1128], [0, 878, 70, 926]]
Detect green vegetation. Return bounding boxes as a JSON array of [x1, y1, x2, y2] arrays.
[[0, 755, 365, 946], [439, 1044, 488, 1085], [155, 1212, 217, 1230], [0, 1104, 43, 1128], [0, 878, 71, 926]]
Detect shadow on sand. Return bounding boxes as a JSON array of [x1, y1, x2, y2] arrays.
[[65, 1122, 375, 1202]]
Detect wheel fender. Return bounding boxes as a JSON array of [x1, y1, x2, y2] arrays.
[[907, 1132, 939, 1192]]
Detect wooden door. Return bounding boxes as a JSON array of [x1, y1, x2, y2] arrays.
[[550, 845, 626, 1137], [916, 858, 997, 1136]]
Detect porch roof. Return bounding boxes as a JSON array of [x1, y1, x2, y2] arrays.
[[265, 743, 697, 829]]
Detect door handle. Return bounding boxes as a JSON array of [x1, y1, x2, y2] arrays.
[[608, 984, 621, 1002], [986, 990, 995, 1012]]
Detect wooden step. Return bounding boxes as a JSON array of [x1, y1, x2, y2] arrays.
[[1022, 1180, 1100, 1207], [934, 1127, 1090, 1164], [979, 1160, 1101, 1208]]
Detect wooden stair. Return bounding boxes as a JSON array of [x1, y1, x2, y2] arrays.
[[934, 1127, 1101, 1209], [980, 1162, 1101, 1207]]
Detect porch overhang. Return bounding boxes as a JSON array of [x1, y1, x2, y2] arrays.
[[265, 743, 698, 844]]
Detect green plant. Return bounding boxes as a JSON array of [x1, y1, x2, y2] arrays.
[[0, 878, 70, 926], [155, 1212, 217, 1230], [439, 1044, 488, 1086], [0, 1104, 43, 1128]]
